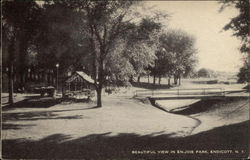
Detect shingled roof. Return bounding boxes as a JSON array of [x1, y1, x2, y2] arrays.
[[66, 71, 95, 84]]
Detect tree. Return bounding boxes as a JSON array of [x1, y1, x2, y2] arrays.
[[55, 1, 143, 107], [34, 2, 89, 85], [152, 30, 197, 85], [84, 1, 138, 107], [24, 0, 164, 107], [124, 18, 162, 83], [149, 47, 174, 85], [66, 1, 168, 107], [220, 0, 249, 53], [197, 68, 210, 78], [237, 60, 250, 83], [2, 0, 42, 104], [220, 0, 250, 83]]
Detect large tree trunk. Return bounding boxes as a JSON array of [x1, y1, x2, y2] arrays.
[[158, 75, 161, 85], [18, 36, 28, 87], [96, 86, 102, 107], [168, 77, 171, 86], [89, 24, 102, 106], [174, 75, 178, 85], [153, 75, 156, 85], [8, 36, 15, 104], [179, 76, 181, 85], [96, 80, 103, 107], [137, 76, 140, 83], [96, 58, 104, 107], [8, 63, 14, 104]]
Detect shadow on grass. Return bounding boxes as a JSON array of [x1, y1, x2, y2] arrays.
[[2, 111, 85, 122], [2, 107, 94, 122], [2, 120, 249, 159], [3, 95, 95, 111], [60, 97, 93, 104], [170, 97, 248, 115], [131, 82, 171, 90], [2, 124, 36, 130], [3, 101, 99, 122], [3, 97, 61, 110]]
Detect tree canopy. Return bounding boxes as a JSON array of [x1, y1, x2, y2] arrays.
[[220, 0, 249, 83], [2, 0, 198, 106], [150, 29, 197, 85], [220, 0, 249, 53]]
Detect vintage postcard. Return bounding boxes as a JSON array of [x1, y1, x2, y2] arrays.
[[1, 0, 249, 159]]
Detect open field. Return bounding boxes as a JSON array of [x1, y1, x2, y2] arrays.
[[137, 76, 246, 90]]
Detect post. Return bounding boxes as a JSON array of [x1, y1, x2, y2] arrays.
[[57, 68, 58, 91], [28, 68, 31, 81], [56, 63, 59, 95]]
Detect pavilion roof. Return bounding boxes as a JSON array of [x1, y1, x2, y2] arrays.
[[65, 71, 95, 84]]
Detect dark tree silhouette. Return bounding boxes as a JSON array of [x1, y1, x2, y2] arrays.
[[2, 0, 42, 104], [220, 0, 250, 83]]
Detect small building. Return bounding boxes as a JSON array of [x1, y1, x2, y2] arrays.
[[64, 71, 95, 98]]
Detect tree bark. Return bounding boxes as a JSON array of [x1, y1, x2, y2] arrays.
[[8, 36, 15, 104], [96, 76, 103, 107], [96, 86, 102, 107], [96, 56, 104, 107], [137, 76, 140, 83], [18, 36, 28, 87], [174, 75, 178, 85], [8, 63, 14, 104], [179, 76, 181, 85], [153, 75, 156, 85], [158, 75, 161, 85], [168, 77, 170, 86], [89, 23, 102, 107]]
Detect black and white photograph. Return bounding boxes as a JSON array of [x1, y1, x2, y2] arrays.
[[1, 0, 249, 159]]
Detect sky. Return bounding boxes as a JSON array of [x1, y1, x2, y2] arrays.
[[145, 1, 243, 73]]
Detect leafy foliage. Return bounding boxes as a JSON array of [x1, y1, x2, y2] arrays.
[[220, 0, 250, 83], [198, 68, 211, 78], [3, 0, 198, 106], [237, 58, 250, 83], [220, 0, 249, 53], [2, 0, 42, 103], [150, 30, 197, 84]]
